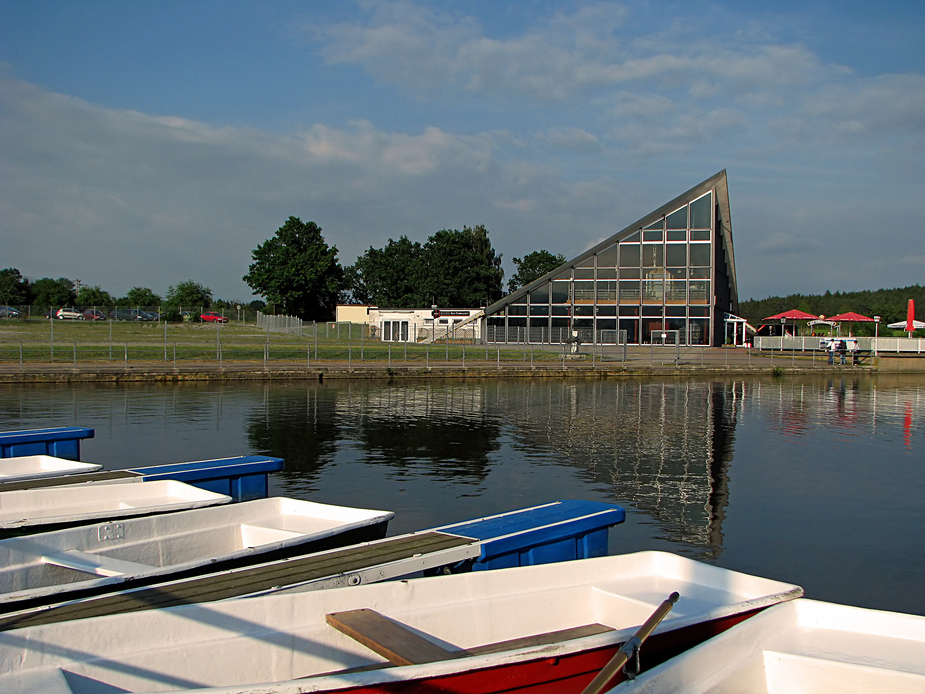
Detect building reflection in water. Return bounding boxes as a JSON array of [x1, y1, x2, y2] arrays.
[[488, 379, 743, 558]]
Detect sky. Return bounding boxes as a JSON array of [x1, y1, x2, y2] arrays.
[[1, 0, 924, 304]]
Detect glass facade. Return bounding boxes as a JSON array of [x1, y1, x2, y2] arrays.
[[485, 172, 738, 346]]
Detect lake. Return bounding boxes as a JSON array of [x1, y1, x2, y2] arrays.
[[1, 373, 922, 615]]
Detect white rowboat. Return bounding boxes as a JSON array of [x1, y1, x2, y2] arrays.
[[0, 497, 393, 606], [0, 551, 803, 693], [0, 455, 102, 483], [0, 480, 230, 532], [607, 598, 925, 693]]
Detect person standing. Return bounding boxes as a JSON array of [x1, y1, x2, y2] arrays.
[[838, 340, 848, 365], [828, 339, 837, 365]]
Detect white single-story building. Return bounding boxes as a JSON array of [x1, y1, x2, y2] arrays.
[[335, 305, 483, 342]]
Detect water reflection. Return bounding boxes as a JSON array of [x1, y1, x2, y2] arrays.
[[1, 375, 923, 613]]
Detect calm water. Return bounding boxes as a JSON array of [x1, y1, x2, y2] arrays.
[[1, 374, 922, 615]]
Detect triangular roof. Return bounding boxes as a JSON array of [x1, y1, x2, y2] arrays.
[[487, 170, 737, 314]]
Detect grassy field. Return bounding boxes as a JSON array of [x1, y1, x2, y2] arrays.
[[0, 318, 563, 366]]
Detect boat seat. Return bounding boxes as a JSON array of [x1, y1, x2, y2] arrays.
[[326, 608, 473, 666], [41, 550, 153, 577], [325, 608, 614, 671]]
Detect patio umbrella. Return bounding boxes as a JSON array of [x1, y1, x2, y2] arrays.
[[763, 310, 819, 321], [826, 312, 875, 337], [763, 309, 819, 337]]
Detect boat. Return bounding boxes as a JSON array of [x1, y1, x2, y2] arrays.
[[0, 480, 230, 536], [0, 499, 625, 630], [0, 497, 393, 608], [605, 598, 925, 693], [0, 426, 94, 460], [0, 455, 286, 502], [0, 455, 102, 482], [0, 551, 803, 693]]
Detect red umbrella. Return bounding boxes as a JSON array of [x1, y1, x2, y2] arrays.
[[826, 312, 875, 323], [763, 309, 819, 321], [907, 299, 916, 333]]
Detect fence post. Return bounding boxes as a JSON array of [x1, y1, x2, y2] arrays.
[[173, 344, 176, 369], [388, 344, 391, 366], [497, 347, 501, 369], [19, 342, 23, 368], [426, 345, 429, 369], [348, 345, 351, 369], [73, 341, 77, 367], [462, 345, 465, 369], [124, 343, 128, 370], [307, 345, 310, 369]]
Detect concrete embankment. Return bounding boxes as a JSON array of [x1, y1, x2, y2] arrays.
[[0, 347, 895, 383]]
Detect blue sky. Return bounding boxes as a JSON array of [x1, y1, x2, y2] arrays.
[[2, 0, 923, 303]]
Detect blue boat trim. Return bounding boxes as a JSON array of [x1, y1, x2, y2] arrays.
[[0, 427, 95, 461], [128, 456, 285, 502], [432, 499, 626, 571]]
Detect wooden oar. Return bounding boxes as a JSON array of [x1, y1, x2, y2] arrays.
[[580, 591, 680, 694]]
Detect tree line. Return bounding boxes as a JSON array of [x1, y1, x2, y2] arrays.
[[739, 285, 925, 335], [242, 217, 564, 321], [0, 270, 260, 320]]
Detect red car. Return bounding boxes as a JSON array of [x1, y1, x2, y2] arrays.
[[199, 312, 228, 323]]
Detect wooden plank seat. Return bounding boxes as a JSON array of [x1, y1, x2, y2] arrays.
[[42, 550, 153, 577], [327, 609, 473, 666], [323, 608, 614, 673]]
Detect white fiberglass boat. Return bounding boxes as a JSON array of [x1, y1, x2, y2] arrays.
[[607, 597, 925, 693], [0, 551, 802, 693]]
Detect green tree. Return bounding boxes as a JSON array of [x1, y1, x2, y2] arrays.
[[0, 268, 30, 306], [243, 217, 345, 321], [31, 277, 75, 309], [165, 280, 212, 317], [347, 236, 425, 307], [421, 225, 504, 308], [120, 287, 162, 308], [76, 285, 114, 307], [508, 250, 566, 292]]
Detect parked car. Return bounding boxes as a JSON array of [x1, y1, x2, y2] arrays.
[[109, 308, 142, 321], [200, 312, 229, 323], [56, 308, 84, 320], [140, 311, 160, 321], [0, 306, 20, 319], [82, 309, 106, 321]]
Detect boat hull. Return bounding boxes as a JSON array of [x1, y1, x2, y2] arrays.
[[0, 551, 802, 693]]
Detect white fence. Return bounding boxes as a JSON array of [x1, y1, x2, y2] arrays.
[[755, 336, 925, 353]]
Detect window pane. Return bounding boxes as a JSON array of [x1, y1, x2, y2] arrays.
[[691, 229, 711, 241], [597, 280, 617, 302], [530, 304, 548, 316], [574, 268, 594, 279], [620, 267, 641, 279], [643, 218, 663, 230], [551, 281, 570, 304], [529, 286, 549, 303], [597, 268, 617, 280], [666, 244, 686, 267], [689, 280, 710, 303], [666, 281, 687, 304], [666, 229, 687, 241], [623, 230, 640, 242], [642, 278, 664, 303], [643, 229, 663, 242], [689, 244, 711, 267], [642, 244, 663, 267], [619, 244, 640, 267], [597, 245, 618, 267], [690, 192, 712, 229], [666, 206, 688, 230], [574, 281, 594, 302], [619, 280, 640, 303]]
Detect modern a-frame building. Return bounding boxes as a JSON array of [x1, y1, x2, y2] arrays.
[[484, 170, 738, 347]]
